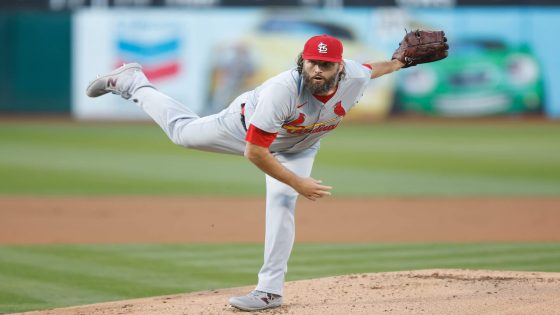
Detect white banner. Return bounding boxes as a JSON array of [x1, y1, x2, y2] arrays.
[[73, 8, 397, 120], [73, 9, 256, 120]]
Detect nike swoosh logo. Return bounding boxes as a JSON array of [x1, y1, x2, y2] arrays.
[[296, 102, 307, 108]]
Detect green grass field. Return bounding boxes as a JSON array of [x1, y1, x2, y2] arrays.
[[1, 121, 559, 313], [1, 243, 559, 313], [1, 121, 559, 196]]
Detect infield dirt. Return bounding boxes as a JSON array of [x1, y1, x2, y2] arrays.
[[1, 197, 560, 243]]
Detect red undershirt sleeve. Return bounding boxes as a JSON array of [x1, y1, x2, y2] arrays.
[[245, 124, 278, 148]]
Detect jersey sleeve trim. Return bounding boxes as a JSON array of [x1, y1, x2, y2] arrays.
[[245, 124, 278, 148], [362, 63, 373, 70]]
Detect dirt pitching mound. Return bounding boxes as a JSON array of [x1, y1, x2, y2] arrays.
[[17, 269, 560, 315]]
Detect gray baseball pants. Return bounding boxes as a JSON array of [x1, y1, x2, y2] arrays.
[[132, 87, 317, 296]]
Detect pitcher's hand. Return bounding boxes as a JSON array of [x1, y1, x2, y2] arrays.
[[293, 177, 333, 201]]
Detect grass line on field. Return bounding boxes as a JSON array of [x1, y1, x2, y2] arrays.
[[290, 243, 560, 261], [0, 272, 120, 309], [1, 122, 560, 196], [1, 243, 560, 313], [288, 252, 560, 275], [0, 247, 258, 292]]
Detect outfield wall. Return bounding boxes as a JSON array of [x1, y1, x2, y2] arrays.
[[1, 7, 560, 118], [0, 11, 71, 113], [73, 7, 560, 120]]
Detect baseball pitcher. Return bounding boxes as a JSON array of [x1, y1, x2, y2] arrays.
[[87, 32, 448, 311]]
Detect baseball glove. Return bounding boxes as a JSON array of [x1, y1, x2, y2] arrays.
[[392, 30, 449, 68]]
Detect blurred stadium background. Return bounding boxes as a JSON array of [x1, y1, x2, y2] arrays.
[[1, 0, 560, 313], [2, 0, 560, 119]]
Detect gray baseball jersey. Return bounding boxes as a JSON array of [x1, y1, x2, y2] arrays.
[[243, 59, 372, 153], [113, 55, 374, 297]]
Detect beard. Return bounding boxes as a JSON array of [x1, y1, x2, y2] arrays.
[[303, 69, 339, 95]]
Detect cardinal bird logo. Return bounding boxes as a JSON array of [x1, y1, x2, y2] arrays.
[[282, 113, 306, 130], [334, 101, 346, 117]]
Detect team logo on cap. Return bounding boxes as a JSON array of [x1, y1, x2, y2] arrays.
[[318, 42, 328, 54]]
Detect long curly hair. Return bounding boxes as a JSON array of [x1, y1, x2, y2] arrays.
[[296, 52, 346, 82]]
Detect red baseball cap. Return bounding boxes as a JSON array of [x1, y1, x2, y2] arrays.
[[302, 35, 343, 63]]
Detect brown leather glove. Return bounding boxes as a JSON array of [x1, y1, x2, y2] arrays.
[[392, 30, 449, 68]]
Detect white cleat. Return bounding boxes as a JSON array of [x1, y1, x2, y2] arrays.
[[229, 290, 283, 311], [86, 63, 151, 100]]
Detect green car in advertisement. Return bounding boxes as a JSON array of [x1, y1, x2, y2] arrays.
[[394, 39, 545, 117]]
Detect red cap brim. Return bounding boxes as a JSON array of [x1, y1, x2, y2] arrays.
[[302, 53, 342, 63]]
